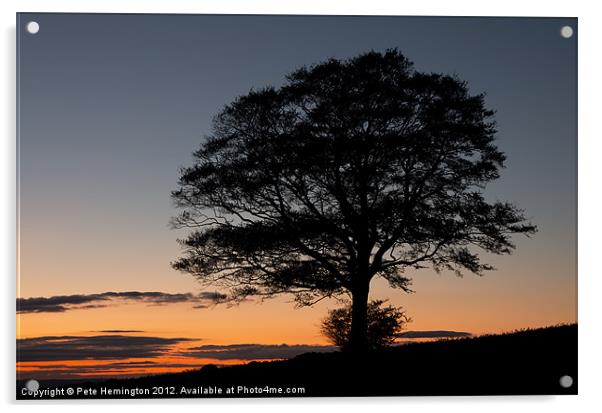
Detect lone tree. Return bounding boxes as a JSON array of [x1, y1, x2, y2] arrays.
[[321, 299, 410, 350], [171, 49, 536, 352]]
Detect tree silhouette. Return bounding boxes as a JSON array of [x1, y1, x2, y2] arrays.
[[171, 49, 536, 352], [321, 299, 410, 350]]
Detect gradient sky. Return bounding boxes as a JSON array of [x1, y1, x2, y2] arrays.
[[17, 13, 577, 379]]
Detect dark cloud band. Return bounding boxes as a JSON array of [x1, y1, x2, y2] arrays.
[[17, 291, 228, 314], [17, 335, 193, 362], [17, 335, 336, 366]]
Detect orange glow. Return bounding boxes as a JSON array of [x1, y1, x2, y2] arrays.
[[16, 338, 279, 379], [17, 234, 576, 379]]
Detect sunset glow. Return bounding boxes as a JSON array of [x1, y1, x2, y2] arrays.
[[17, 14, 576, 382]]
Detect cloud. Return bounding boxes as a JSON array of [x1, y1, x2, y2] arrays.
[[17, 360, 223, 380], [17, 335, 193, 362], [17, 337, 336, 379], [93, 330, 145, 333], [22, 360, 159, 369], [17, 291, 228, 314], [399, 330, 472, 339], [180, 343, 338, 360], [197, 292, 229, 301], [103, 361, 158, 366]]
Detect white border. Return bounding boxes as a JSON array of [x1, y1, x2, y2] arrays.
[[2, 1, 601, 412]]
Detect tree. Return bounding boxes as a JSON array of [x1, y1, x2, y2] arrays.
[[321, 299, 410, 350], [171, 49, 536, 352]]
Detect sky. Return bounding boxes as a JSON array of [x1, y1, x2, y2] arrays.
[[17, 13, 577, 379]]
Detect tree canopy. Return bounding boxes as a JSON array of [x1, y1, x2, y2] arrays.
[[171, 49, 536, 350]]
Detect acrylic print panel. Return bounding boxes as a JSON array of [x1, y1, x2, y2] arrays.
[[16, 13, 577, 399]]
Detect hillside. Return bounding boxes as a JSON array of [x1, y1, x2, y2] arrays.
[[17, 324, 577, 399]]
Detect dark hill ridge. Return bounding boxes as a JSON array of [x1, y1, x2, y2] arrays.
[[17, 324, 577, 399]]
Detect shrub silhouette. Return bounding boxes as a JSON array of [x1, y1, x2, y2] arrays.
[[321, 299, 410, 350]]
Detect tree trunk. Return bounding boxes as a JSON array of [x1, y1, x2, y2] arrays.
[[347, 279, 370, 353]]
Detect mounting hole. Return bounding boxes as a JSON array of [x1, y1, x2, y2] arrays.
[[26, 21, 40, 34], [25, 379, 39, 392], [559, 375, 573, 388], [560, 26, 573, 39]]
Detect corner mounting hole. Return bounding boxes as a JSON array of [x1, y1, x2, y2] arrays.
[[25, 379, 39, 392], [560, 26, 573, 39], [26, 21, 40, 34], [559, 375, 573, 388]]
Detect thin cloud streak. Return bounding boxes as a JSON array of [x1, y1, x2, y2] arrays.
[[17, 360, 224, 380], [93, 330, 145, 333], [180, 343, 338, 360], [399, 330, 472, 339]]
